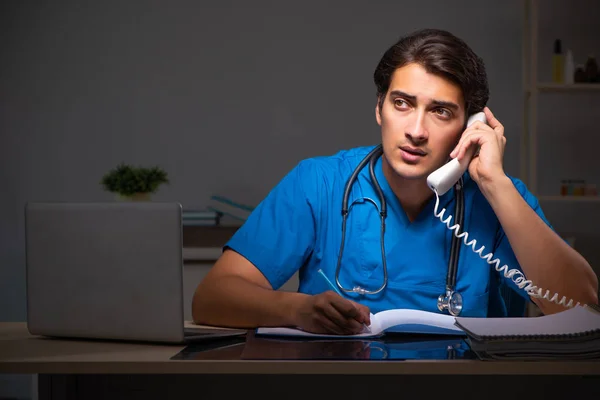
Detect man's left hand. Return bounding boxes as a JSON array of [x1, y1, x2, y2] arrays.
[[449, 107, 507, 191]]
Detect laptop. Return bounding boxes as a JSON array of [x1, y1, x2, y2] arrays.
[[24, 201, 246, 344]]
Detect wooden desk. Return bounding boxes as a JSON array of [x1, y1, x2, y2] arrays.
[[1, 323, 599, 399]]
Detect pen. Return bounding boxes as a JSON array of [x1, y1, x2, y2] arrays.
[[317, 268, 344, 297], [317, 269, 371, 333]]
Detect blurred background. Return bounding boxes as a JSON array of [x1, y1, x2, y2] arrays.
[[1, 0, 599, 397]]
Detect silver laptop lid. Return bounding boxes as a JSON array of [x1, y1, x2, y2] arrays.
[[25, 202, 186, 343]]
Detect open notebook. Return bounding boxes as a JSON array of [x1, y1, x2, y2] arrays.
[[256, 308, 465, 339], [454, 304, 600, 360]]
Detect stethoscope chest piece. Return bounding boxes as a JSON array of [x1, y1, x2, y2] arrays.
[[437, 289, 463, 316]]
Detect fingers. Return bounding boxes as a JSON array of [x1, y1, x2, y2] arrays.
[[330, 295, 359, 318], [450, 129, 484, 161], [324, 308, 364, 334], [315, 292, 369, 334], [483, 107, 504, 136], [315, 314, 358, 335], [328, 297, 367, 332], [330, 296, 371, 325], [351, 301, 371, 325], [450, 115, 500, 161]]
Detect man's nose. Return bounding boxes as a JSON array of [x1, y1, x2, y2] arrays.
[[405, 113, 428, 142]]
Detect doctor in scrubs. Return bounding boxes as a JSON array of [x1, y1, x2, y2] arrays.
[[192, 28, 598, 335]]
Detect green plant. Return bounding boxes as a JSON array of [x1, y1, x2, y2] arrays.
[[101, 163, 169, 196]]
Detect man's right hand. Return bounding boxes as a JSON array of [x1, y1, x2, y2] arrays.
[[294, 291, 371, 335]]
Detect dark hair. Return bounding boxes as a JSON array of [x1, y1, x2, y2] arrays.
[[374, 28, 489, 119]]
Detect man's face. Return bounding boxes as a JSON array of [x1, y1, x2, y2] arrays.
[[376, 63, 466, 181]]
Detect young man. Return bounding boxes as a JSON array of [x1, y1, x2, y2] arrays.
[[192, 29, 598, 335]]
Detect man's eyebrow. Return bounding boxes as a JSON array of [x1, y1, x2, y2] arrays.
[[389, 90, 416, 102], [389, 90, 460, 111], [431, 99, 460, 111]]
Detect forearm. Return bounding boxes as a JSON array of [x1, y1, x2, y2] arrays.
[[192, 275, 308, 328], [482, 177, 598, 314]]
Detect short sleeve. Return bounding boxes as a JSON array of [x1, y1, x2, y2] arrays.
[[492, 177, 555, 305], [224, 160, 322, 289]]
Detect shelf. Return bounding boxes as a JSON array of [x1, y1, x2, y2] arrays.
[[536, 83, 600, 92], [537, 196, 600, 203], [183, 247, 222, 261], [182, 225, 240, 248]]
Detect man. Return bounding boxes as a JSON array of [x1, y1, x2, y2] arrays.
[[192, 28, 598, 335]]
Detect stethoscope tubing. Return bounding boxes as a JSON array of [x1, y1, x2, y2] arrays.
[[335, 145, 464, 312]]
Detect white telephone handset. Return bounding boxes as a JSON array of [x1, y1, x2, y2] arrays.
[[427, 111, 580, 310], [426, 112, 487, 196]]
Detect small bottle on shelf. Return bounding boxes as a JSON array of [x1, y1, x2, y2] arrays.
[[585, 55, 598, 83], [552, 39, 564, 83], [574, 65, 587, 83], [564, 49, 575, 84], [573, 180, 586, 196], [567, 179, 574, 195], [585, 183, 598, 197], [560, 180, 569, 196]]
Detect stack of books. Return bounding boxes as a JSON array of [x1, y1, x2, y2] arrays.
[[182, 194, 258, 227], [206, 195, 255, 223], [182, 209, 223, 226]]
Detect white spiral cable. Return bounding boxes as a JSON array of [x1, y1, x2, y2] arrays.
[[433, 191, 580, 309]]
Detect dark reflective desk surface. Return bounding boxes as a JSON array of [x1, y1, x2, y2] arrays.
[[172, 330, 477, 361], [2, 323, 600, 399]]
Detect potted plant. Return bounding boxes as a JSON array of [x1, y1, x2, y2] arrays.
[[101, 163, 169, 201]]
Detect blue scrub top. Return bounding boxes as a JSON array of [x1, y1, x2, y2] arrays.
[[225, 145, 554, 317]]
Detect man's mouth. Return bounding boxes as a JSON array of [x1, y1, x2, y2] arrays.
[[399, 146, 426, 156]]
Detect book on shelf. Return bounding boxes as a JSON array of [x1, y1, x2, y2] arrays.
[[182, 209, 223, 226], [207, 194, 256, 222], [454, 304, 600, 360], [255, 308, 465, 339]]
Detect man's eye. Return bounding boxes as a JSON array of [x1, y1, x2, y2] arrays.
[[434, 108, 451, 118], [394, 99, 408, 108]]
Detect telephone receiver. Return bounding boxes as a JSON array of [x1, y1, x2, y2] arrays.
[[426, 112, 488, 196]]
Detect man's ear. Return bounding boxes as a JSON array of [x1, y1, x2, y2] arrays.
[[375, 102, 382, 126]]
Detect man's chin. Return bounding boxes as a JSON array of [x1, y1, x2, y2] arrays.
[[392, 165, 429, 181], [383, 156, 439, 182]]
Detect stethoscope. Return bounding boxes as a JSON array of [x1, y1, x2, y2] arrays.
[[334, 144, 466, 316]]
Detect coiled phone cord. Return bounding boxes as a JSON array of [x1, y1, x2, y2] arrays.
[[432, 190, 580, 309]]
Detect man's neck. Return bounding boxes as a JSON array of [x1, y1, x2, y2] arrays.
[[381, 155, 435, 223]]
